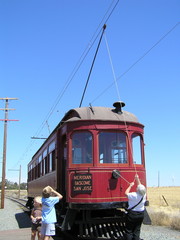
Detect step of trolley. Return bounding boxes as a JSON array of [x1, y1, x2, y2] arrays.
[[76, 217, 126, 239]]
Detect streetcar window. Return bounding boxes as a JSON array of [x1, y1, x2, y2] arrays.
[[49, 150, 55, 172], [42, 149, 49, 174], [52, 150, 56, 171], [28, 164, 32, 181], [49, 141, 56, 172], [42, 161, 46, 174], [35, 159, 38, 179], [41, 159, 44, 176], [45, 156, 48, 174], [49, 141, 55, 152], [30, 164, 33, 181], [39, 155, 43, 177], [49, 153, 52, 172], [72, 132, 92, 164], [132, 134, 142, 165], [43, 149, 48, 158], [32, 162, 36, 180], [99, 132, 127, 164]]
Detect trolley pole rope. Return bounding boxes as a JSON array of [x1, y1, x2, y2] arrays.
[[105, 34, 138, 184]]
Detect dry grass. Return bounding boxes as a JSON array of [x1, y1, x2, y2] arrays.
[[147, 186, 180, 207], [1, 189, 27, 199], [146, 186, 180, 230]]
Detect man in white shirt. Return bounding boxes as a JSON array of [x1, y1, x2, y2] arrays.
[[125, 174, 146, 240]]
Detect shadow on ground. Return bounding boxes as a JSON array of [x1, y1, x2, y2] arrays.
[[15, 212, 31, 228]]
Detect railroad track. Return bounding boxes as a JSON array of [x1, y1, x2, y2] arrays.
[[6, 197, 127, 240], [6, 196, 30, 213]]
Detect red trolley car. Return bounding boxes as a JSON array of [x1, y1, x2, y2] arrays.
[[27, 101, 147, 239]]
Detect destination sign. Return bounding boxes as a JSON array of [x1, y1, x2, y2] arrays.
[[72, 173, 92, 194]]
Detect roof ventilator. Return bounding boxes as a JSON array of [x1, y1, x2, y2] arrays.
[[113, 101, 125, 114]]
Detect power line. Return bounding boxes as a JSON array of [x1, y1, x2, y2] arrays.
[[32, 0, 120, 137], [13, 1, 121, 169], [91, 22, 180, 104]]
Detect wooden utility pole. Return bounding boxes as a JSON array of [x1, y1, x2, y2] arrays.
[[8, 165, 21, 199], [0, 97, 18, 209]]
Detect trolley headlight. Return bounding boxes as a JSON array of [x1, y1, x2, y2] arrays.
[[112, 169, 120, 179]]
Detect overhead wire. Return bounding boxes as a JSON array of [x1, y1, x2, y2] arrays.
[[12, 8, 179, 175], [12, 4, 179, 184], [100, 22, 180, 182], [91, 21, 180, 104], [29, 0, 120, 139], [13, 0, 120, 168]]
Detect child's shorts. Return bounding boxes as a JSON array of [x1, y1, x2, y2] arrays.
[[41, 223, 55, 236], [31, 223, 41, 232]]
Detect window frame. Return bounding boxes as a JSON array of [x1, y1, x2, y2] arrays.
[[131, 132, 144, 166], [48, 141, 56, 172], [70, 130, 94, 167], [97, 130, 129, 166]]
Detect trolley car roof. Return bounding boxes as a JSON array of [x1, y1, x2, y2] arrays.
[[31, 104, 142, 160], [62, 106, 139, 123]]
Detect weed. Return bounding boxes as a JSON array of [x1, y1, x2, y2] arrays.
[[146, 187, 180, 231]]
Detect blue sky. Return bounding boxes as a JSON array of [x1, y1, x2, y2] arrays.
[[0, 0, 179, 186]]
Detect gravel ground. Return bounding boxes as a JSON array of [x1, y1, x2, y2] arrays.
[[0, 198, 180, 239], [0, 198, 31, 230], [141, 224, 180, 240]]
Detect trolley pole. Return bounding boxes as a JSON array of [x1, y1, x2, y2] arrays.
[[0, 97, 18, 209]]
